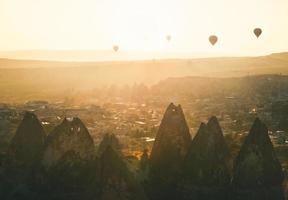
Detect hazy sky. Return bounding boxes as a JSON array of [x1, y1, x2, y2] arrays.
[[0, 0, 287, 57]]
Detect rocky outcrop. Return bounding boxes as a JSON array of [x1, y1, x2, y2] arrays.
[[232, 118, 284, 200], [148, 103, 191, 200], [150, 103, 191, 170], [3, 112, 46, 200], [45, 150, 98, 200], [98, 145, 148, 200], [42, 117, 95, 167], [1, 106, 287, 200], [98, 133, 122, 156], [180, 117, 230, 200], [9, 112, 46, 167]]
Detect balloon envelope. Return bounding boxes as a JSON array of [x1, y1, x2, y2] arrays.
[[254, 28, 262, 38], [209, 35, 218, 46], [113, 45, 119, 52]]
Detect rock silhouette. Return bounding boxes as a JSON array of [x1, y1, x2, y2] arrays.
[[149, 103, 191, 200], [45, 150, 98, 200], [3, 112, 46, 200], [42, 117, 95, 167], [9, 112, 46, 167], [98, 133, 122, 156], [232, 118, 285, 200], [98, 145, 148, 200], [181, 117, 230, 200], [0, 107, 285, 200]]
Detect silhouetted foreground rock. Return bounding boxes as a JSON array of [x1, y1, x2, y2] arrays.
[[42, 117, 95, 167], [2, 112, 46, 200], [42, 130, 147, 200], [45, 150, 98, 200], [232, 118, 285, 200], [181, 117, 230, 200], [0, 106, 285, 200], [9, 112, 46, 167], [148, 103, 191, 200], [98, 133, 122, 156], [98, 146, 148, 200]]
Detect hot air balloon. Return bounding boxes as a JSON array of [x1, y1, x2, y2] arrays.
[[166, 35, 171, 42], [113, 45, 119, 52], [209, 35, 218, 46], [254, 28, 262, 38]]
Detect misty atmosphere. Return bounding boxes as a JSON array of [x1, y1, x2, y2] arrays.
[[1, 0, 288, 199]]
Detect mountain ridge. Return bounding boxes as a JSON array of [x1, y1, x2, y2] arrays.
[[0, 52, 287, 68]]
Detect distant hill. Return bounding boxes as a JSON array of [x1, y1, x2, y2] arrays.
[[0, 52, 287, 84], [151, 74, 288, 98], [0, 52, 288, 103]]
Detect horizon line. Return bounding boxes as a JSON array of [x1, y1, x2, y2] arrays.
[[0, 50, 287, 63]]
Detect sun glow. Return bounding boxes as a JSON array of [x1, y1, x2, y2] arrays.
[[0, 0, 288, 57]]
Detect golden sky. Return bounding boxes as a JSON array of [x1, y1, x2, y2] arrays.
[[0, 0, 287, 57]]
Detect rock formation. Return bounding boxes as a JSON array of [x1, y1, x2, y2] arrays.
[[181, 117, 230, 200], [9, 112, 46, 167], [46, 150, 98, 200], [98, 133, 122, 156], [232, 118, 284, 200], [1, 106, 286, 200], [98, 145, 148, 200], [3, 112, 46, 200], [149, 103, 191, 200], [42, 117, 95, 167]]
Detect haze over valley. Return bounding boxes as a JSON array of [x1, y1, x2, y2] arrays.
[[0, 52, 287, 103], [1, 0, 288, 199]]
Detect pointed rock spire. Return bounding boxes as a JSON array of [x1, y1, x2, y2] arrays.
[[150, 103, 191, 168], [46, 149, 99, 199], [233, 118, 284, 188], [98, 145, 148, 200], [98, 133, 121, 156], [149, 103, 191, 200], [182, 117, 230, 187], [9, 112, 46, 166], [206, 116, 230, 161], [42, 117, 95, 167]]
